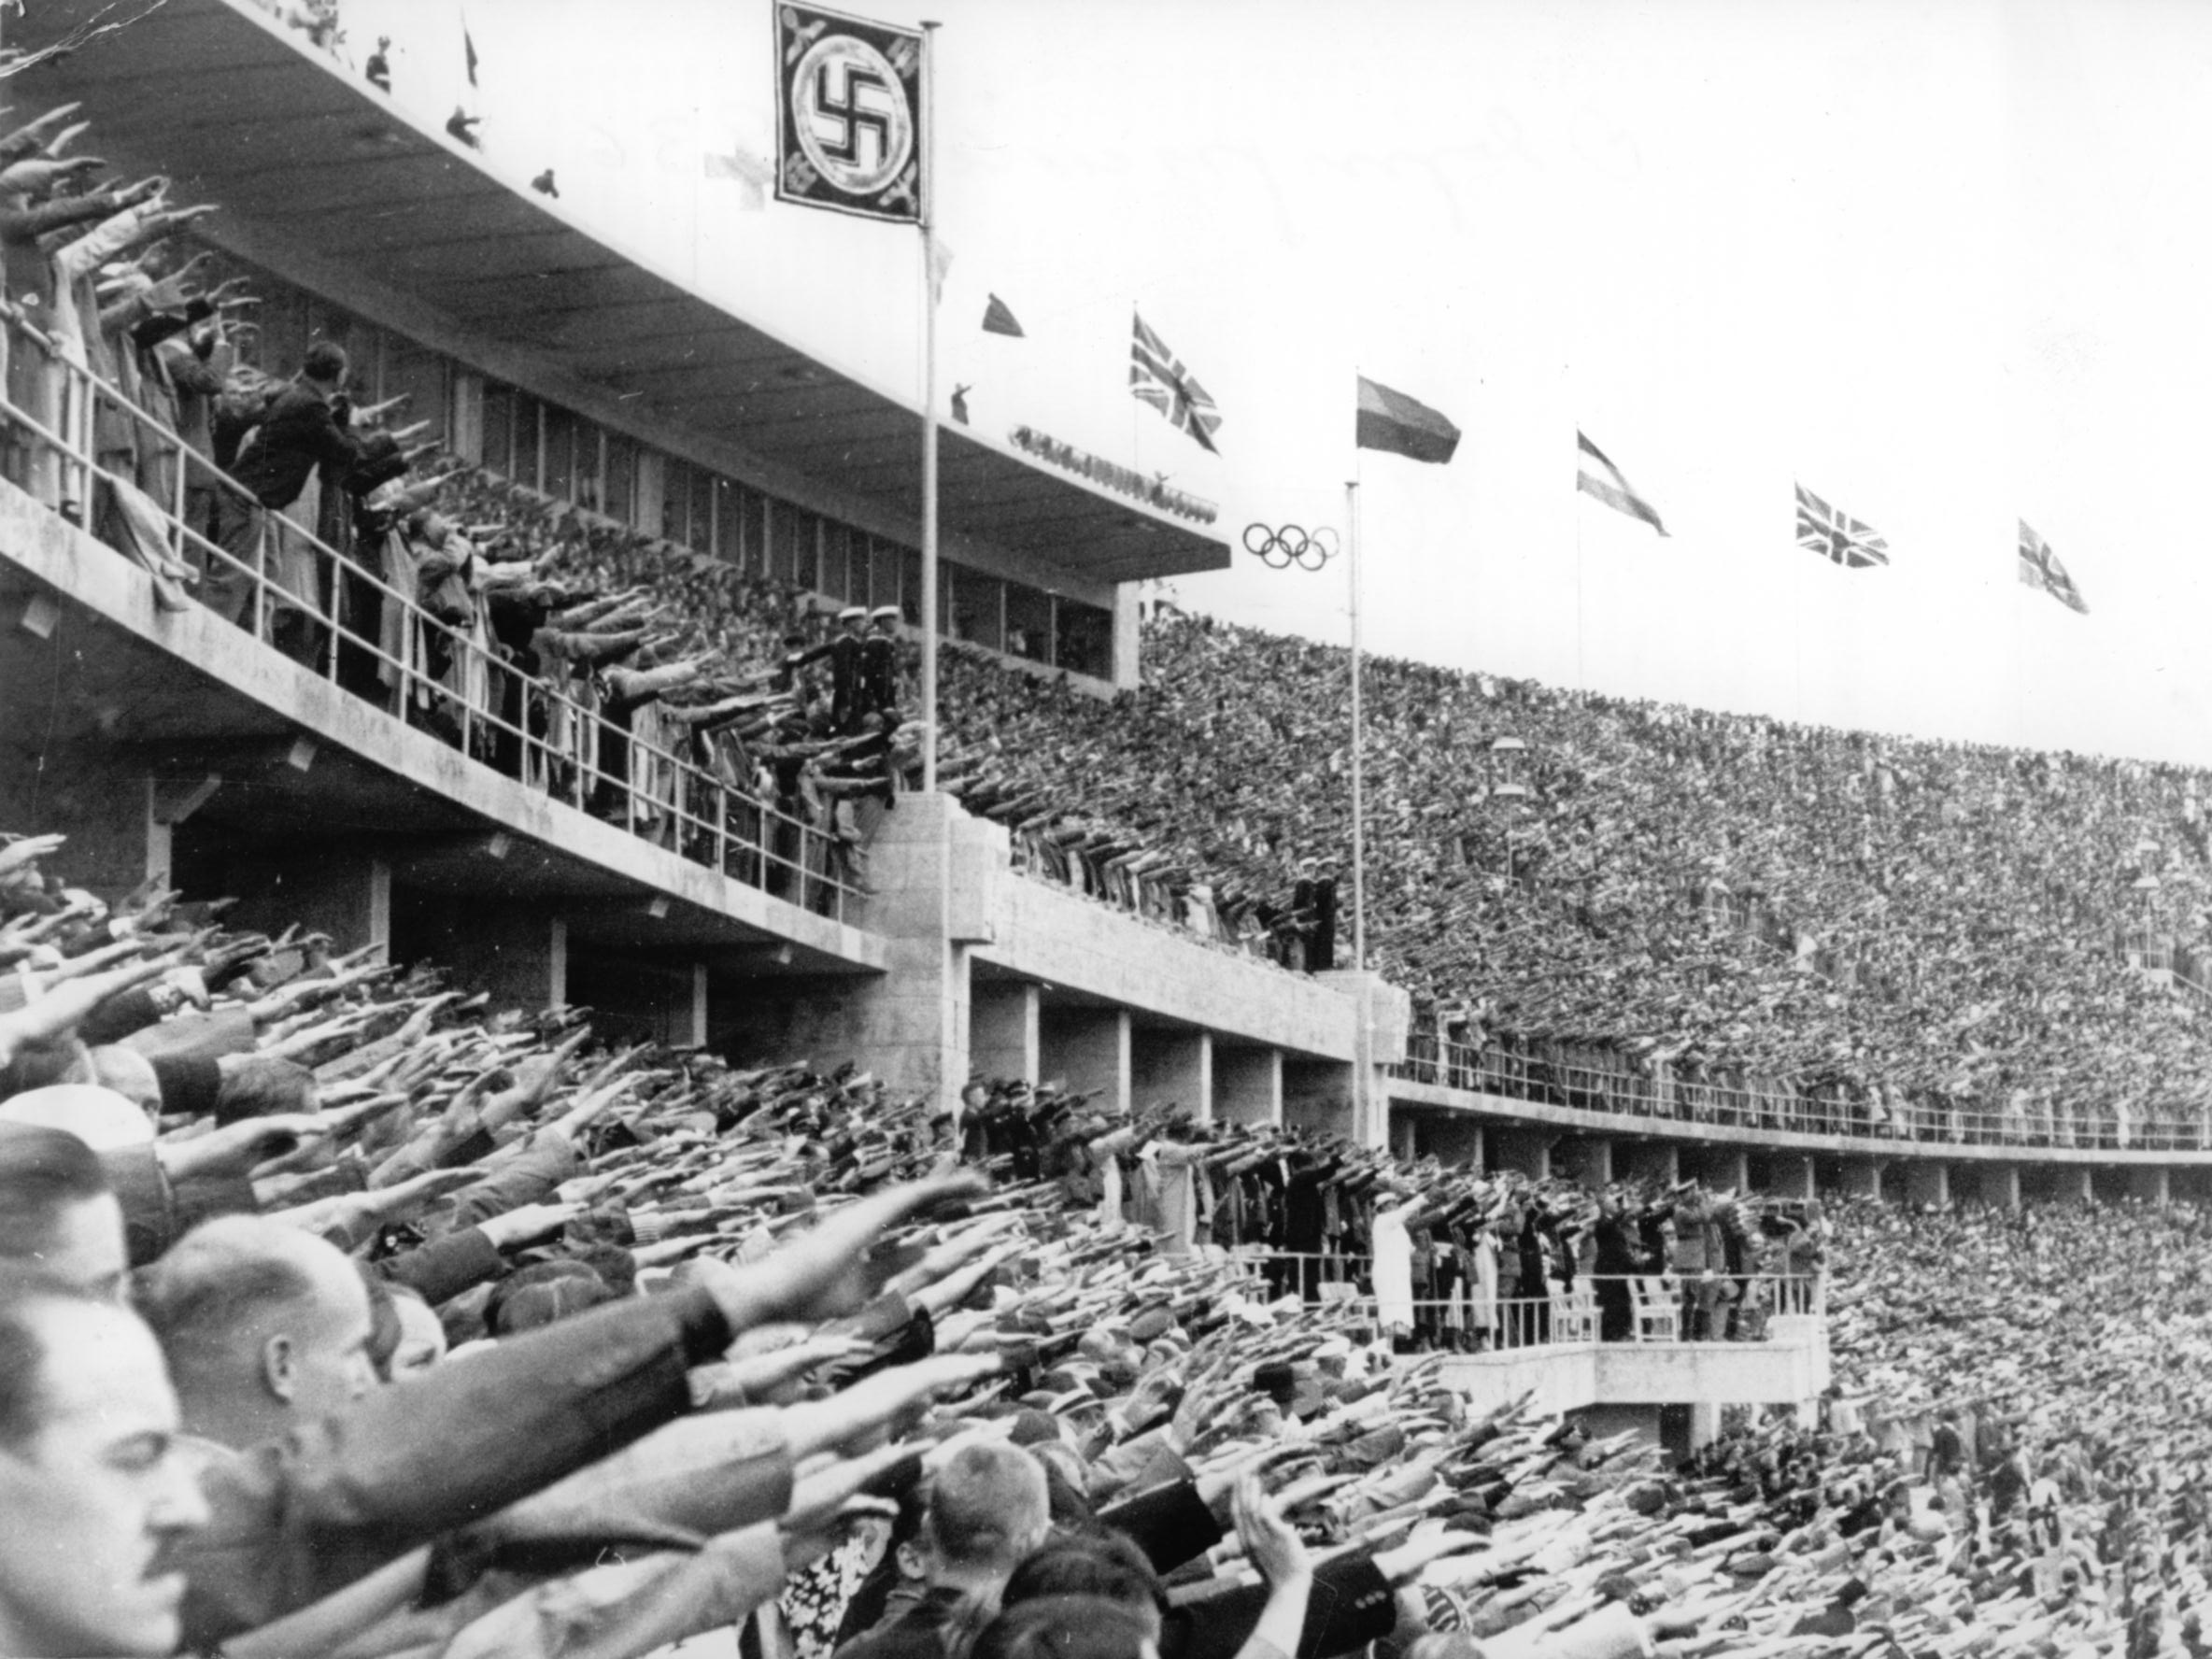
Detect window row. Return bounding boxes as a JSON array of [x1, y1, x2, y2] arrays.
[[236, 278, 1117, 682]]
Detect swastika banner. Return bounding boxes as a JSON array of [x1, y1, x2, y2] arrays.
[[773, 3, 925, 224]]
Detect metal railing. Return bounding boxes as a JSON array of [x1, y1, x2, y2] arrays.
[[1393, 1036, 2209, 1152], [0, 308, 858, 923], [1267, 1273, 1824, 1350]]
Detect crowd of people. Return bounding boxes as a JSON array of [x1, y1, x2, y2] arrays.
[[936, 608, 2212, 1149], [6, 818, 2212, 1659], [0, 92, 935, 912]]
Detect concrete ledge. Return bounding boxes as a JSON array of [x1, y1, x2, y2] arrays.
[[0, 480, 886, 972], [1388, 1077, 2212, 1167], [976, 864, 1361, 1061], [1435, 1328, 1826, 1418]]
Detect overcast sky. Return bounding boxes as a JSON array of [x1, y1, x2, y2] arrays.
[[337, 0, 2212, 766]]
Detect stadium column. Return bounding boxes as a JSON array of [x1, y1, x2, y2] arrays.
[[1213, 1047, 1283, 1127], [1131, 1026, 1211, 1122], [1315, 968, 1411, 1148], [971, 982, 1041, 1086], [1903, 1162, 1949, 1208], [833, 791, 978, 1099]]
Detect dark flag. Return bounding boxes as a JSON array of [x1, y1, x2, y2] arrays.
[[773, 4, 926, 224], [1355, 376, 1459, 464], [982, 293, 1025, 337], [1794, 483, 1889, 568], [1130, 312, 1221, 453], [2019, 519, 2088, 613], [463, 21, 479, 86]]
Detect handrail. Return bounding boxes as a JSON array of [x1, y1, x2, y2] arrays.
[[1253, 1271, 1825, 1349], [0, 307, 858, 923], [1393, 1034, 2208, 1152]]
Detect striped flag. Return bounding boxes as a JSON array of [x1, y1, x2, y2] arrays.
[[2019, 519, 2088, 613], [1794, 484, 1889, 568], [1130, 313, 1221, 453], [1576, 432, 1666, 535]]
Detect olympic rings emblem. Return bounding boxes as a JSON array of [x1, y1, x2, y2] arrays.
[[1243, 523, 1340, 572]]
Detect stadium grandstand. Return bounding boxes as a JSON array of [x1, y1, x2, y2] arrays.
[[2, 7, 2212, 1659]]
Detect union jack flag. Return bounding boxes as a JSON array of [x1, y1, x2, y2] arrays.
[[1794, 483, 1888, 568], [1130, 312, 1221, 454], [2018, 519, 2088, 614]]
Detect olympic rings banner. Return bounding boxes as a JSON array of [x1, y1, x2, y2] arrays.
[[774, 4, 925, 224], [1243, 523, 1340, 571]]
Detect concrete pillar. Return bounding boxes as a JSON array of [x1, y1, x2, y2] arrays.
[[1757, 1155, 1816, 1201], [1834, 1158, 1883, 1200], [1492, 1127, 1555, 1181], [1903, 1163, 1950, 1208], [2123, 1166, 2172, 1207], [1618, 1141, 1680, 1187], [1042, 1007, 1130, 1116], [1132, 1027, 1211, 1118], [1283, 1058, 1354, 1137], [807, 792, 973, 1099], [971, 981, 1041, 1085], [1391, 1113, 1417, 1161], [1686, 1401, 1724, 1453], [1214, 1048, 1282, 1127], [1555, 1138, 1613, 1187], [1973, 1164, 2021, 1210], [1687, 1146, 1751, 1194], [688, 964, 709, 1047]]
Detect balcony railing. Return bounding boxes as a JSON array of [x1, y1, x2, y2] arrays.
[[0, 307, 858, 923], [1394, 1035, 2203, 1152]]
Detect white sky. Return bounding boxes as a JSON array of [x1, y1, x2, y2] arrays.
[[335, 0, 2212, 766]]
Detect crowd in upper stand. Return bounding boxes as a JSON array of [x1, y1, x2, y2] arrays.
[[8, 817, 2212, 1659], [935, 609, 2212, 1145]]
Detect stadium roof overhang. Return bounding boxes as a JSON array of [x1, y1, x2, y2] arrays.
[[7, 0, 1229, 587]]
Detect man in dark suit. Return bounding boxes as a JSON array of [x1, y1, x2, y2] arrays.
[[787, 605, 870, 733], [862, 604, 901, 722], [209, 341, 394, 664]]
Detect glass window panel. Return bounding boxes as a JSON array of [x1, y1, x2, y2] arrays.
[[953, 568, 1003, 652], [902, 547, 924, 627], [481, 382, 517, 478], [603, 434, 636, 525], [513, 394, 543, 489], [543, 407, 576, 502], [1055, 600, 1113, 679], [661, 458, 691, 542], [712, 478, 740, 561], [870, 537, 902, 613], [819, 522, 852, 602], [688, 466, 715, 550], [1004, 582, 1052, 662]]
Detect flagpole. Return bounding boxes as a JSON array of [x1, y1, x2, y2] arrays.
[[1346, 475, 1369, 1144], [919, 19, 942, 796]]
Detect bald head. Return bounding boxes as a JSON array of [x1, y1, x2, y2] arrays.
[[135, 1217, 376, 1447]]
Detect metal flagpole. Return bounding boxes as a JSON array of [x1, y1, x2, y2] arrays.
[[919, 19, 942, 795], [1346, 476, 1369, 1141]]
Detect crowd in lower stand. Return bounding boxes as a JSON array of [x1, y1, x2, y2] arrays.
[[4, 822, 2212, 1659]]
